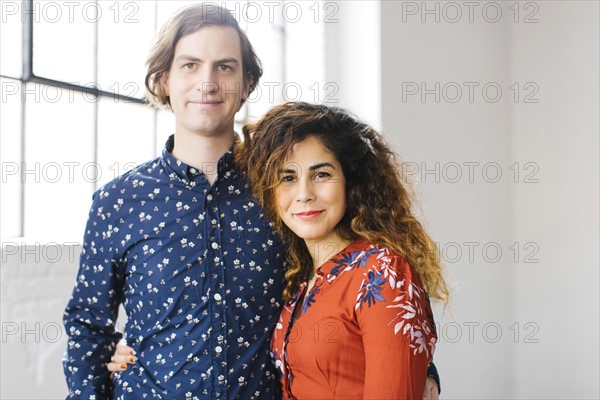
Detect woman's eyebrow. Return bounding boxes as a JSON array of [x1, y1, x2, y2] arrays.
[[309, 162, 335, 171], [279, 168, 297, 174]]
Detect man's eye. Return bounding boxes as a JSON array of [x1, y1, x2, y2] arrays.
[[183, 63, 195, 69], [218, 65, 231, 71]]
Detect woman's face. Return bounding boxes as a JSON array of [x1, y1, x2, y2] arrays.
[[275, 136, 347, 249]]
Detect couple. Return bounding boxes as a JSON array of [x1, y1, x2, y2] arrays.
[[63, 3, 448, 399]]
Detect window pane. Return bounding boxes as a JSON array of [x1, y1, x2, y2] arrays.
[[96, 99, 155, 188], [97, 1, 156, 99], [155, 108, 175, 155], [32, 0, 95, 84], [23, 83, 95, 241], [285, 3, 326, 103], [0, 2, 23, 78], [0, 78, 23, 238], [246, 23, 284, 120]]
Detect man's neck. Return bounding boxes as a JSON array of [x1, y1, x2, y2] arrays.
[[171, 130, 235, 185]]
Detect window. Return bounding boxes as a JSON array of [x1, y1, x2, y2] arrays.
[[0, 0, 302, 241]]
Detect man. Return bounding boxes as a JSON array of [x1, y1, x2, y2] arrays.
[[63, 4, 281, 399], [63, 3, 439, 399]]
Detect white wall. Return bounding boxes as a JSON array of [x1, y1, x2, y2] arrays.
[[381, 1, 514, 397], [1, 242, 76, 399], [324, 1, 381, 130], [510, 2, 600, 398], [377, 0, 599, 398]]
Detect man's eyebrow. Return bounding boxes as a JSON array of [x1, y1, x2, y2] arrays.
[[309, 162, 335, 171], [175, 55, 202, 63], [174, 56, 240, 65], [215, 58, 240, 65]]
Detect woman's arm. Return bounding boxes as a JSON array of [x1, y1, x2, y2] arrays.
[[356, 256, 437, 399]]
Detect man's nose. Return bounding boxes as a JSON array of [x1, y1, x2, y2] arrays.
[[197, 69, 219, 95]]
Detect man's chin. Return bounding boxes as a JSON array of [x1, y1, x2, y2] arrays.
[[188, 125, 231, 137]]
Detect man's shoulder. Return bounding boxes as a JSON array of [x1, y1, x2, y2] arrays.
[[92, 156, 163, 200]]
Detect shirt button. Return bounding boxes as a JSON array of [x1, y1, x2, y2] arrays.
[[211, 242, 219, 249], [215, 346, 222, 354], [214, 293, 222, 301], [206, 194, 213, 201]]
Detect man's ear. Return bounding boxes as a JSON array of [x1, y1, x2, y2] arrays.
[[159, 71, 170, 96]]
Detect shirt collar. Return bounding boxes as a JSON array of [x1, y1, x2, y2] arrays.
[[161, 134, 239, 184]]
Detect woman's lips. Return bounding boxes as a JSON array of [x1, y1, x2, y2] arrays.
[[294, 210, 324, 221]]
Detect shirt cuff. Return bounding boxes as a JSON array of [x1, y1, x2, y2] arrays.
[[427, 362, 441, 394]]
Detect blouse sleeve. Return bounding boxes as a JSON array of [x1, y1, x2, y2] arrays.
[[355, 252, 436, 400]]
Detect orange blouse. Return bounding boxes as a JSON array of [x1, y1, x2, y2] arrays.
[[270, 238, 437, 399]]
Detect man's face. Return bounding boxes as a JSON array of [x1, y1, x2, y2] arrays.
[[160, 25, 249, 138]]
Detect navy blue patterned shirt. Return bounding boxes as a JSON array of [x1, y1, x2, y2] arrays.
[[63, 135, 285, 399]]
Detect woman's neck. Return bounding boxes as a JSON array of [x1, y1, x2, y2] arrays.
[[305, 237, 352, 273]]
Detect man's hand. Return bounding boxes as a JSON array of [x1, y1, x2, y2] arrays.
[[107, 340, 136, 374], [423, 376, 440, 400]]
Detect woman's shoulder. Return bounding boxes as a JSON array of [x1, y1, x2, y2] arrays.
[[343, 238, 419, 285], [350, 238, 410, 266]]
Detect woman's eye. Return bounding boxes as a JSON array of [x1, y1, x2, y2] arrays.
[[280, 175, 296, 183], [314, 171, 331, 181]]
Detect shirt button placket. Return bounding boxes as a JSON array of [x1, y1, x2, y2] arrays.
[[207, 189, 227, 398]]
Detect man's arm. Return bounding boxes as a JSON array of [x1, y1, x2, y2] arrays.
[[63, 189, 124, 399]]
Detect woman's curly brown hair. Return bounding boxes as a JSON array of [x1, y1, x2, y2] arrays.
[[237, 102, 448, 303]]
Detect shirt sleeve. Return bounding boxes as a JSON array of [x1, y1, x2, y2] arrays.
[[62, 188, 125, 399], [427, 361, 441, 394], [355, 254, 437, 400]]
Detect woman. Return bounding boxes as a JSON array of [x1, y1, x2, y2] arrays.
[[109, 102, 447, 399], [240, 102, 448, 399]]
